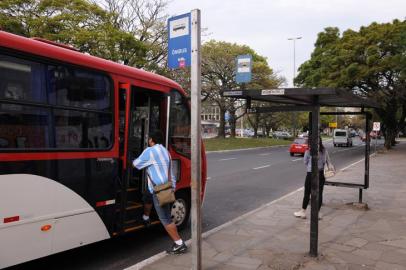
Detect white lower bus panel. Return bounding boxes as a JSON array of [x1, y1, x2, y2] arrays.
[[0, 174, 110, 268]]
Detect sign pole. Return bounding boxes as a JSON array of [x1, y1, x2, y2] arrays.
[[190, 9, 202, 270]]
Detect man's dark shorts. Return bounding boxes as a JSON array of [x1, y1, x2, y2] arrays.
[[142, 192, 153, 204]]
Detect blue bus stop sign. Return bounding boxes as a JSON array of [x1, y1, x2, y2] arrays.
[[168, 13, 191, 69], [236, 54, 252, 83]]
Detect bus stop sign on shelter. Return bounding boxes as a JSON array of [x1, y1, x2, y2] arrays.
[[168, 13, 191, 69], [236, 54, 252, 83]]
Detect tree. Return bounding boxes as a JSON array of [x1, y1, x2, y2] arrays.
[[97, 0, 169, 71], [295, 20, 406, 149], [0, 0, 147, 65], [201, 40, 282, 138], [246, 103, 286, 137]]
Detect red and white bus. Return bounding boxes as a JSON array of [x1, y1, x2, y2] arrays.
[[0, 30, 207, 268]]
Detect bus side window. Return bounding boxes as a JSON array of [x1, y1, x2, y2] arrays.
[[0, 54, 46, 103], [169, 90, 191, 157]]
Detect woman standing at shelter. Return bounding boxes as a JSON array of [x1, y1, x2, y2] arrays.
[[294, 137, 327, 219]]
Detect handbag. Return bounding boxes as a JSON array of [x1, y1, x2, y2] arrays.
[[153, 181, 176, 207], [324, 150, 336, 178], [149, 158, 176, 207]]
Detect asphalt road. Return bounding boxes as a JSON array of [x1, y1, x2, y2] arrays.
[[9, 137, 384, 270]]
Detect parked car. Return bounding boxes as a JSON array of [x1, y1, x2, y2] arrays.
[[273, 131, 292, 139], [333, 129, 352, 147], [298, 132, 309, 138], [349, 130, 357, 137], [289, 138, 309, 156], [245, 129, 255, 137]]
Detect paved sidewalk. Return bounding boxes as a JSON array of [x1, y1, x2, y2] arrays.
[[130, 142, 406, 270]]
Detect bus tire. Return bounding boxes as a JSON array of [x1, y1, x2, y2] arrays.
[[172, 189, 191, 230]]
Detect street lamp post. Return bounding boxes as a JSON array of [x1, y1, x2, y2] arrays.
[[288, 37, 302, 87], [288, 36, 302, 137]]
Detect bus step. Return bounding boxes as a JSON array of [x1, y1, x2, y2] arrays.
[[123, 221, 161, 233], [116, 201, 143, 212], [117, 187, 138, 193]]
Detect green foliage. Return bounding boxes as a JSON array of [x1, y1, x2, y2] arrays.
[[295, 20, 406, 148], [203, 137, 291, 152], [0, 0, 147, 66], [201, 40, 283, 137]]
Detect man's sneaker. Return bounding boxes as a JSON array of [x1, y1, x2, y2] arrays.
[[294, 209, 306, 219], [167, 242, 187, 254]]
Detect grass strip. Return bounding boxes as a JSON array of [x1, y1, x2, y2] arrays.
[[204, 137, 292, 152]]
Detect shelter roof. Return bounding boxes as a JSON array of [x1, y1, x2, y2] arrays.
[[223, 88, 380, 108]]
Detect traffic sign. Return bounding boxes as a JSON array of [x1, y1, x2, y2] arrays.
[[329, 122, 337, 128], [236, 54, 252, 83], [168, 13, 191, 69], [373, 122, 381, 131]]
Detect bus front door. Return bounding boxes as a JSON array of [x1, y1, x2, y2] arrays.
[[118, 87, 165, 234]]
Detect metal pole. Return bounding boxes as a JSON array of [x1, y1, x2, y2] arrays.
[[364, 113, 370, 189], [336, 107, 338, 128], [309, 96, 320, 257], [375, 136, 377, 154], [165, 96, 171, 148], [190, 9, 202, 270], [293, 39, 296, 82], [359, 189, 363, 204]]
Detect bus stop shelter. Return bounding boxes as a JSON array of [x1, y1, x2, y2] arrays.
[[222, 87, 380, 257]]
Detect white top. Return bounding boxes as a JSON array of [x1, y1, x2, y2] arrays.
[[304, 149, 327, 172]]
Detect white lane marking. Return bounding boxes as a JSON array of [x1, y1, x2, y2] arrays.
[[253, 164, 271, 170], [292, 158, 302, 162], [332, 145, 364, 153], [340, 152, 377, 172], [219, 158, 237, 161], [258, 153, 271, 156], [207, 177, 212, 180]]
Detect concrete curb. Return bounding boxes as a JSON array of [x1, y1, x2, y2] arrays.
[[124, 187, 304, 270], [125, 138, 367, 270], [125, 151, 374, 270]]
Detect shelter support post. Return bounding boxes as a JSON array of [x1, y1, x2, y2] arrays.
[[359, 189, 363, 204], [365, 112, 371, 189], [309, 97, 320, 257]]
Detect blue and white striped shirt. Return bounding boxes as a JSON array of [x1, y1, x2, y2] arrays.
[[133, 144, 176, 194]]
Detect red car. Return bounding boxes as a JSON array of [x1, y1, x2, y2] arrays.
[[289, 138, 309, 156]]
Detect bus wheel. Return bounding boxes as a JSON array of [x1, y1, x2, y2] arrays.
[[172, 189, 191, 230]]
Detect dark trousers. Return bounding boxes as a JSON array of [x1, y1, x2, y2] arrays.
[[302, 170, 325, 210]]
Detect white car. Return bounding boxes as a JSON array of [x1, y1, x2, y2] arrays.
[[333, 129, 353, 147], [273, 131, 291, 139]]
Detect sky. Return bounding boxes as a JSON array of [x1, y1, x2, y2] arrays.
[[166, 0, 406, 87]]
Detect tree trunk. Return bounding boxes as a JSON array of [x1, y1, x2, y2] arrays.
[[218, 106, 226, 138], [384, 128, 397, 149], [229, 112, 237, 138]]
